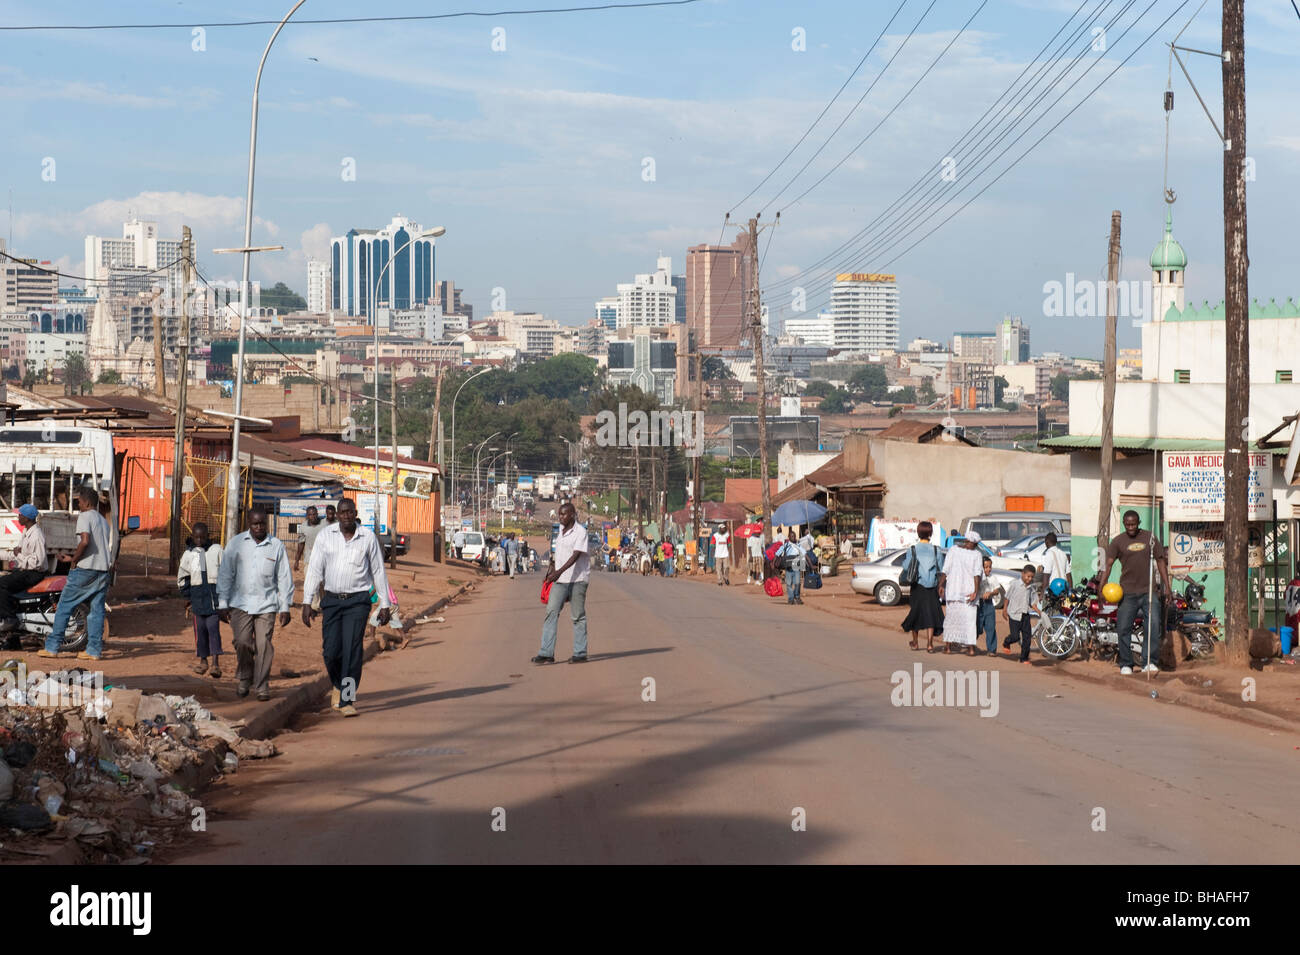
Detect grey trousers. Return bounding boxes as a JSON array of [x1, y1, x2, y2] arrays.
[[230, 609, 276, 694]]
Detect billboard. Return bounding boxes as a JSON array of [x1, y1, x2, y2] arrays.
[[729, 415, 821, 455]]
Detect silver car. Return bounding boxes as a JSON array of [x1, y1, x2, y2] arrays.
[[850, 547, 1020, 607]]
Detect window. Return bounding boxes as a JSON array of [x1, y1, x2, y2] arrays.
[[1277, 370, 1293, 383], [1173, 369, 1191, 383]]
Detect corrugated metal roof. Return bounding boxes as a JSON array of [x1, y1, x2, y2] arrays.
[[1040, 435, 1287, 454]]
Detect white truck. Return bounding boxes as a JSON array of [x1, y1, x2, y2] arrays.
[[536, 474, 557, 501]]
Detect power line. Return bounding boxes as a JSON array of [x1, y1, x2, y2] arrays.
[[0, 0, 703, 31], [0, 247, 187, 283], [726, 0, 910, 216]]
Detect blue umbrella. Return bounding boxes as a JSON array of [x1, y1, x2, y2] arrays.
[[771, 499, 828, 527]]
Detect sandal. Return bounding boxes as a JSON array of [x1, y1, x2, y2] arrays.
[[210, 667, 222, 678], [908, 639, 920, 650], [192, 659, 209, 675]]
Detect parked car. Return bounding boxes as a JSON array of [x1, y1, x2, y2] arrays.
[[850, 546, 1021, 607], [378, 531, 409, 560], [990, 533, 1071, 574], [460, 531, 486, 562], [956, 511, 1070, 549]]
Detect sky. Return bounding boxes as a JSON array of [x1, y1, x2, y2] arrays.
[[2, 0, 1297, 359]]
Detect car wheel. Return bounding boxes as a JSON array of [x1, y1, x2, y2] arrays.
[[875, 581, 901, 606], [991, 589, 1004, 610]]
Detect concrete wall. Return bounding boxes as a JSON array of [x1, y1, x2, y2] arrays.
[[844, 434, 1070, 530], [777, 442, 837, 490], [1142, 317, 1300, 383], [1069, 380, 1300, 443]]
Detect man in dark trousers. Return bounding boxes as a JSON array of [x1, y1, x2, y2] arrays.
[[1101, 509, 1172, 676], [0, 504, 47, 648], [302, 497, 390, 717]]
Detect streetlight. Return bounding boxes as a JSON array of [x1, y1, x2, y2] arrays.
[[559, 435, 574, 478], [222, 0, 306, 542], [450, 366, 490, 505], [735, 444, 757, 479], [485, 449, 512, 527], [371, 225, 446, 535], [473, 432, 501, 529], [503, 431, 520, 497]]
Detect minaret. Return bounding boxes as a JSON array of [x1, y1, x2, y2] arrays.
[[87, 269, 121, 380], [1149, 205, 1187, 322]]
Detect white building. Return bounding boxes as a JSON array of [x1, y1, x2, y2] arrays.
[[830, 272, 899, 353], [26, 331, 87, 369], [616, 256, 676, 329], [84, 219, 184, 299], [784, 313, 835, 347], [595, 296, 618, 332], [329, 215, 439, 319], [386, 304, 443, 341], [306, 259, 331, 313], [997, 315, 1030, 363]]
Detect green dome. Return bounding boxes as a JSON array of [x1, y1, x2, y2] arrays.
[[1150, 207, 1187, 270]]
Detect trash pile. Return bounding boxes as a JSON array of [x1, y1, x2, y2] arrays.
[[0, 665, 277, 863]]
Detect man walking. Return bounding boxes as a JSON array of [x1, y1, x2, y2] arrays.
[[217, 506, 293, 701], [453, 526, 466, 560], [505, 532, 520, 578], [41, 486, 112, 660], [302, 498, 390, 716], [938, 533, 984, 656], [778, 530, 806, 605], [0, 504, 47, 647], [746, 529, 765, 584], [1101, 510, 1171, 675], [294, 506, 323, 574], [534, 501, 589, 665], [178, 521, 224, 678], [713, 524, 731, 586]]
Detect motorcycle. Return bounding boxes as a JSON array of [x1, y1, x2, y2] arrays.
[[2, 575, 91, 653], [1035, 579, 1147, 662], [1168, 573, 1219, 659]]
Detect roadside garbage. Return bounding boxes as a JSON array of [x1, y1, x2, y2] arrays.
[[0, 686, 279, 863], [1045, 693, 1063, 699], [1202, 680, 1214, 688], [1150, 690, 1159, 699]]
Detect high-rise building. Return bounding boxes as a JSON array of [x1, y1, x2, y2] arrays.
[[952, 329, 998, 364], [307, 259, 331, 313], [783, 313, 835, 347], [830, 272, 899, 353], [0, 240, 58, 311], [616, 255, 676, 328], [595, 296, 618, 331], [84, 219, 185, 299], [672, 273, 686, 323], [686, 231, 753, 347], [329, 215, 438, 319], [434, 280, 470, 320], [996, 315, 1030, 363]]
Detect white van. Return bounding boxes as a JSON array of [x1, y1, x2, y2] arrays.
[[957, 511, 1070, 549], [460, 531, 486, 562]]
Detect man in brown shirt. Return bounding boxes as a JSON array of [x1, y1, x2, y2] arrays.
[[1101, 509, 1172, 674]]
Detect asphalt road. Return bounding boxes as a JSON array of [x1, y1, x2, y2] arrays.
[[180, 569, 1300, 864]]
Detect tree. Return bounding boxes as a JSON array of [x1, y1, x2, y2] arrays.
[[1049, 370, 1100, 402], [804, 379, 834, 398], [848, 364, 889, 401], [918, 378, 936, 403], [97, 369, 122, 385], [21, 360, 36, 390], [887, 405, 902, 418], [62, 353, 91, 395], [893, 385, 917, 404], [259, 282, 307, 313], [818, 388, 852, 413]]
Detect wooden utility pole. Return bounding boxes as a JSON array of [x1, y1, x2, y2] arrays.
[[167, 226, 192, 571], [634, 442, 643, 539], [1098, 211, 1121, 555], [430, 366, 443, 467], [748, 216, 773, 539], [692, 349, 702, 560], [153, 310, 166, 397], [1221, 0, 1249, 663], [390, 365, 399, 567]]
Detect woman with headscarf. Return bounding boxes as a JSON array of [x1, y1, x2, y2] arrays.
[[899, 520, 944, 652], [938, 532, 985, 656]]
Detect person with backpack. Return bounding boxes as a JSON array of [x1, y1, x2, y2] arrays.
[[776, 529, 806, 605], [899, 520, 944, 651]]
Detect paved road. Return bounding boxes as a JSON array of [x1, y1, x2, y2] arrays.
[[181, 570, 1300, 864]]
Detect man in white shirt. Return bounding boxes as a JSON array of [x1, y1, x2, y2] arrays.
[[218, 506, 294, 701], [534, 502, 589, 665], [42, 486, 113, 660], [453, 527, 466, 559], [713, 525, 731, 586], [0, 504, 47, 647], [302, 497, 390, 716], [1040, 532, 1072, 589], [746, 530, 765, 584]]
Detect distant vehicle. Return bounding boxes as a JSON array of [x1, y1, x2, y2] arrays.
[[956, 511, 1070, 549], [850, 546, 1019, 607], [517, 474, 535, 496], [990, 533, 1071, 574], [377, 531, 409, 560], [537, 474, 556, 500]]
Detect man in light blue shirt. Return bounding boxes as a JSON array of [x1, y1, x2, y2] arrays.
[[504, 533, 520, 578], [218, 506, 293, 701]]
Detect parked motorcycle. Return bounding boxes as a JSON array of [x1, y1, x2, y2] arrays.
[[1169, 573, 1219, 659], [2, 576, 91, 654], [1035, 579, 1146, 662]]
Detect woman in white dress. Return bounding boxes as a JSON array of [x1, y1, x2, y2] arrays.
[[938, 532, 986, 656]]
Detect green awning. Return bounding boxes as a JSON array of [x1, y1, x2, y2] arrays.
[[1040, 435, 1286, 454]]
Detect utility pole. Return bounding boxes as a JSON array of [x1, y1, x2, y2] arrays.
[[692, 349, 702, 553], [748, 215, 773, 539], [390, 365, 399, 567], [1098, 211, 1121, 555], [634, 442, 643, 539], [1221, 0, 1249, 663], [152, 310, 166, 398], [168, 225, 192, 572]]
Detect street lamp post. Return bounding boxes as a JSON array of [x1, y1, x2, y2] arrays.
[[450, 366, 490, 507], [484, 449, 512, 528], [736, 444, 757, 479], [222, 0, 305, 542], [473, 432, 501, 530], [369, 226, 445, 535]]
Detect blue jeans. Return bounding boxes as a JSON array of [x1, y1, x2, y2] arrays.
[[1117, 591, 1161, 668], [976, 599, 998, 652], [665, 557, 674, 577], [46, 568, 109, 656], [786, 568, 802, 603], [541, 581, 588, 658]]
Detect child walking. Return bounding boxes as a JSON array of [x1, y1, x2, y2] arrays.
[[1002, 564, 1041, 664]]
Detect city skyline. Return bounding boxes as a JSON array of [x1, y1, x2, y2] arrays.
[[2, 1, 1297, 358]]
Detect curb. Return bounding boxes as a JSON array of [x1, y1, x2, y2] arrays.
[[237, 579, 476, 740], [804, 591, 1299, 735]]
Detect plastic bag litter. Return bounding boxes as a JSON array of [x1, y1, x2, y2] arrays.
[[165, 695, 211, 722], [126, 759, 163, 781], [5, 687, 28, 707]]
